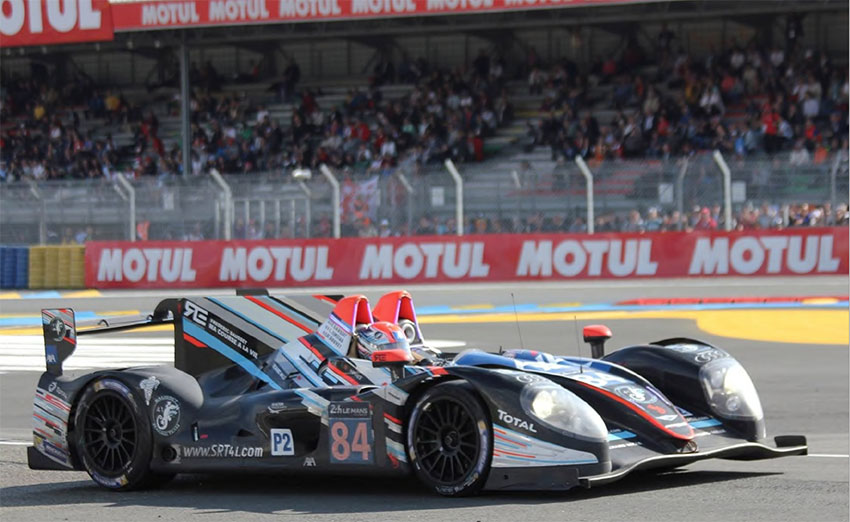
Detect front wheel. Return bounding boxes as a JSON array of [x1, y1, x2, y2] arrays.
[[406, 381, 492, 496], [73, 378, 172, 490]]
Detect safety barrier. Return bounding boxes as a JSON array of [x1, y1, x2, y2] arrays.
[[2, 228, 846, 291], [0, 245, 85, 289], [83, 228, 848, 289], [0, 247, 29, 289]]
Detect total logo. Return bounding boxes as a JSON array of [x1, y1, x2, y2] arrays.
[[497, 409, 537, 433]]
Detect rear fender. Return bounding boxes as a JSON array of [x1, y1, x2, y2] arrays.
[[32, 365, 201, 471]]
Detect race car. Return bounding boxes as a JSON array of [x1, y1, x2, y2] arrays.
[[28, 290, 807, 496]]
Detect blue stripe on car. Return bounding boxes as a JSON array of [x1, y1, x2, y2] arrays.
[[182, 321, 282, 391], [207, 297, 289, 344]]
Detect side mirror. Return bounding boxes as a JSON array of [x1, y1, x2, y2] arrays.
[[370, 348, 413, 367], [582, 324, 612, 359], [371, 349, 412, 381]]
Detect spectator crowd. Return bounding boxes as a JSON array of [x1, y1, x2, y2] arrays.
[[1, 15, 848, 244], [1, 53, 514, 181], [524, 22, 848, 165]]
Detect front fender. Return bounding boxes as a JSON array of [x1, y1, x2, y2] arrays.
[[443, 366, 610, 472], [603, 338, 766, 441]]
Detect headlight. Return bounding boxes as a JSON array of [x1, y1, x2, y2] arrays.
[[520, 384, 608, 441], [699, 358, 763, 421]]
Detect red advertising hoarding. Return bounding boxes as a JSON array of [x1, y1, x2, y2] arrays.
[[109, 0, 655, 31], [84, 228, 850, 289], [0, 0, 113, 47], [0, 0, 657, 46]]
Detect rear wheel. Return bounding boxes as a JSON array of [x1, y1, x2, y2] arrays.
[[406, 381, 492, 496], [73, 378, 172, 490]]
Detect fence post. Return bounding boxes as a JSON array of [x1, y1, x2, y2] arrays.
[[319, 164, 341, 239], [712, 150, 733, 231], [209, 169, 233, 240], [574, 156, 594, 234], [114, 176, 136, 241], [676, 157, 690, 215], [443, 159, 464, 236], [396, 170, 414, 235], [28, 181, 46, 245], [829, 152, 842, 209], [297, 181, 312, 238]]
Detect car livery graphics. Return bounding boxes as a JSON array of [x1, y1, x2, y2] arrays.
[[27, 291, 806, 496]]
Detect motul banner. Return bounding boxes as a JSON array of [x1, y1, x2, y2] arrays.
[[109, 0, 654, 31], [0, 0, 657, 46], [0, 0, 113, 47], [84, 228, 849, 289]]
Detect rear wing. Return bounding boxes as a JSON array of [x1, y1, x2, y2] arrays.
[[41, 294, 337, 378], [41, 301, 175, 376]]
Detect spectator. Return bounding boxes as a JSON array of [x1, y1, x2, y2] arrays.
[[694, 207, 718, 230], [789, 139, 810, 166]]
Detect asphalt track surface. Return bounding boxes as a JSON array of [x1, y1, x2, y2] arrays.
[[0, 276, 847, 521]]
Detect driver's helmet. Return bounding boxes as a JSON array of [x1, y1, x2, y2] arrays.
[[354, 321, 411, 360]]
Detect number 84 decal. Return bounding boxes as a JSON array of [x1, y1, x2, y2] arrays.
[[330, 418, 373, 464]]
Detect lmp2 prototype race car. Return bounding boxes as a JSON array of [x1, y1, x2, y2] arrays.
[[29, 290, 807, 496]]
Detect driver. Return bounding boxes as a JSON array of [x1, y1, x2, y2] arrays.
[[352, 321, 412, 361]]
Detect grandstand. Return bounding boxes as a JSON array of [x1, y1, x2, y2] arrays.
[[1, 0, 847, 243]]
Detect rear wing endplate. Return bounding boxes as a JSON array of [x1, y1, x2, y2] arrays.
[[41, 300, 175, 376]]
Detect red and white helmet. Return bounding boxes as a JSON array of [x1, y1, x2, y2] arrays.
[[354, 321, 411, 360]]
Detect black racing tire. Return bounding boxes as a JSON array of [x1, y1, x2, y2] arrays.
[[73, 377, 172, 491], [406, 381, 492, 497]]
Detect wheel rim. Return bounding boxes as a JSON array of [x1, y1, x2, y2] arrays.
[[82, 392, 137, 475], [412, 397, 480, 485]]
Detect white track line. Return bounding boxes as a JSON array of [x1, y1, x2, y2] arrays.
[[0, 335, 176, 372], [0, 335, 466, 372], [807, 454, 850, 458]]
